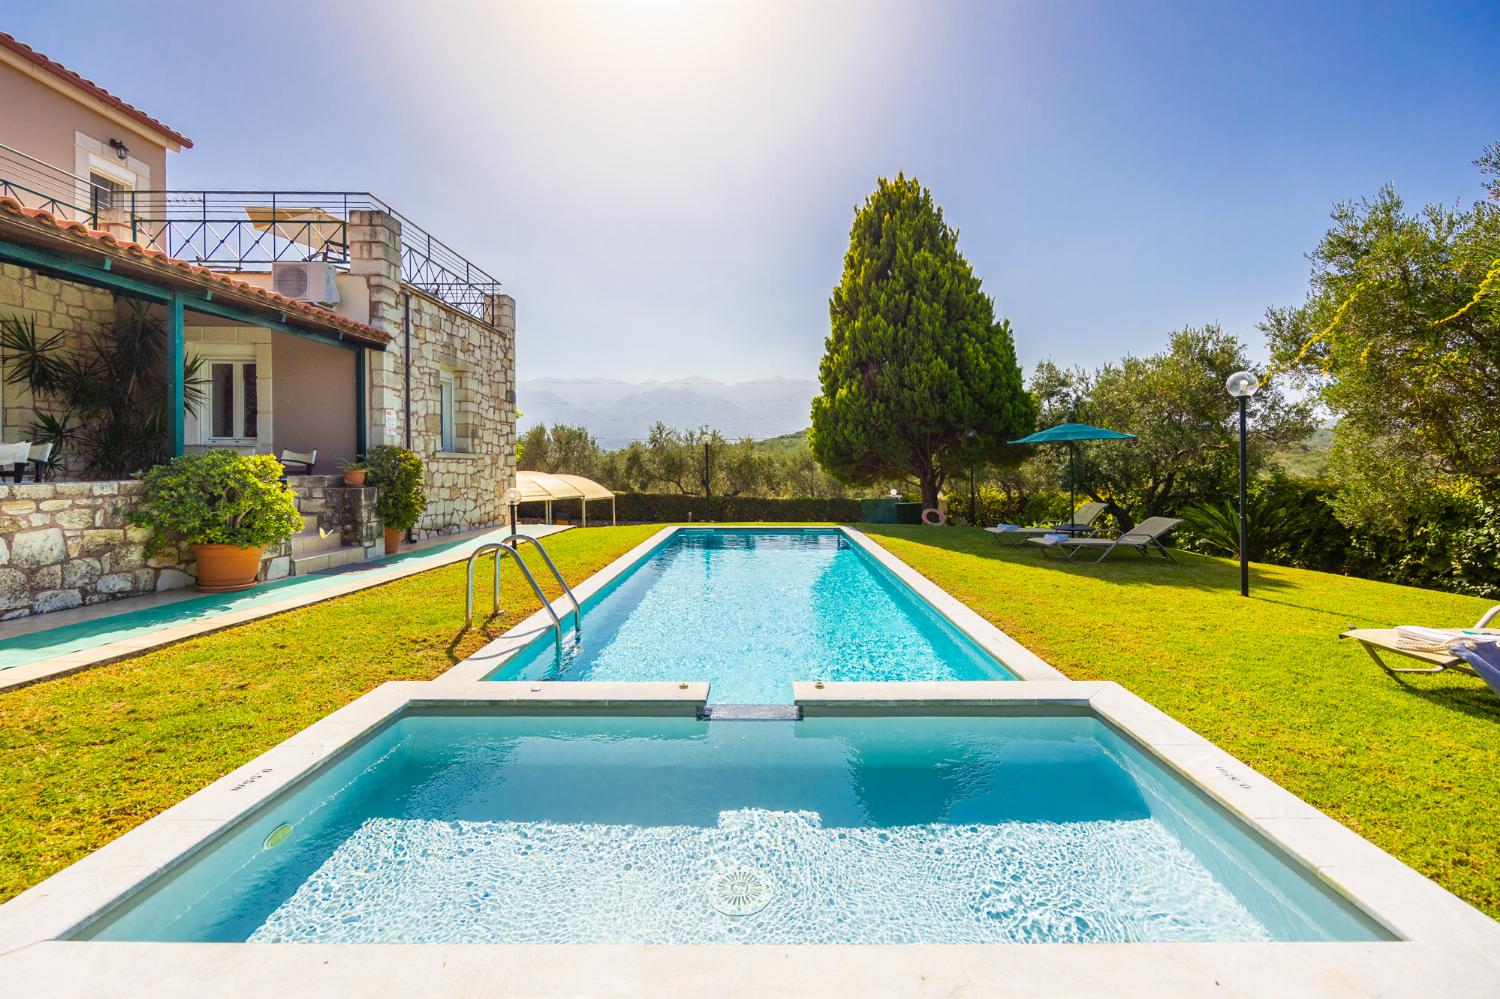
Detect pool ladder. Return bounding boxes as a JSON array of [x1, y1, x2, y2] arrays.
[[464, 534, 581, 635]]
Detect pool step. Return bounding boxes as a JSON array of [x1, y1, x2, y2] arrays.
[[698, 704, 802, 721]]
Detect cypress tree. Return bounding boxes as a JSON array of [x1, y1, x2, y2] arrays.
[[810, 174, 1034, 510]]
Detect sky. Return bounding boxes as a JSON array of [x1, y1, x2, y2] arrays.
[[8, 0, 1500, 384]]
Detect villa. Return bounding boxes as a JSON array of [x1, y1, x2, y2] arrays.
[[0, 33, 517, 616]]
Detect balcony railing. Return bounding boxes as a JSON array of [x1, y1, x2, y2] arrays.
[[0, 142, 111, 226], [0, 146, 503, 325]]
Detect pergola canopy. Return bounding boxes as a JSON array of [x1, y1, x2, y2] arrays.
[[513, 471, 615, 526]]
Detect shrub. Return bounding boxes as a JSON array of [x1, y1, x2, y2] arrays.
[[365, 445, 427, 531], [602, 493, 860, 524], [0, 305, 206, 478], [1179, 486, 1318, 563], [131, 451, 302, 554]]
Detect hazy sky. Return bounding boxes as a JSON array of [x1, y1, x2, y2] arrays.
[[10, 1, 1499, 382]]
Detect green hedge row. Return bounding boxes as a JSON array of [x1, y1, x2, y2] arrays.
[[605, 493, 861, 524]]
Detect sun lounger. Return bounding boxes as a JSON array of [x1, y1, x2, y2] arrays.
[[1027, 516, 1182, 563], [986, 501, 1106, 545], [1340, 606, 1500, 677]]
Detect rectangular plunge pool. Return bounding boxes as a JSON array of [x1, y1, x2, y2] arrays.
[[485, 528, 1013, 701], [80, 710, 1387, 945]]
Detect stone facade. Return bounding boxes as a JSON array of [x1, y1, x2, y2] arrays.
[[0, 477, 380, 620], [0, 262, 118, 452], [350, 210, 517, 540]]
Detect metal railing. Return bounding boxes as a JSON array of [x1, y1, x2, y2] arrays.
[[124, 190, 503, 324], [465, 536, 581, 635], [0, 142, 113, 227], [0, 143, 503, 325]]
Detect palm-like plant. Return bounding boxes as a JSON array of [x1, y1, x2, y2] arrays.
[[1180, 488, 1316, 562], [0, 306, 204, 478]]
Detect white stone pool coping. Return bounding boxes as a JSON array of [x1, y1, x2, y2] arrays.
[[442, 525, 1067, 684], [0, 679, 1496, 997]]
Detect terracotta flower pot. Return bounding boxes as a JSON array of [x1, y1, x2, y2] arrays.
[[192, 543, 263, 593], [343, 469, 367, 487], [384, 527, 404, 554]]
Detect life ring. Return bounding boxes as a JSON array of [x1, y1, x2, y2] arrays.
[[921, 507, 946, 526]]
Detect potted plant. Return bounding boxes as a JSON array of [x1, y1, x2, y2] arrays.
[[339, 458, 368, 488], [365, 444, 426, 554], [132, 451, 304, 592]]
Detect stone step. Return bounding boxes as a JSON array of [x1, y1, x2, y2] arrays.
[[290, 530, 344, 558], [289, 545, 367, 576], [297, 513, 319, 533]]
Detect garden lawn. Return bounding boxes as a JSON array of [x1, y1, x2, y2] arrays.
[[0, 525, 659, 903], [862, 525, 1500, 919]]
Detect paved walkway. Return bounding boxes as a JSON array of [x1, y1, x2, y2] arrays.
[[0, 525, 568, 692]]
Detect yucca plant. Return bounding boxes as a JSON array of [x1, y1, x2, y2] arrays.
[[0, 305, 204, 478]]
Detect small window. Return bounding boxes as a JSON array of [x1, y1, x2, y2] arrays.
[[439, 372, 456, 452], [88, 172, 130, 213], [206, 360, 259, 442]]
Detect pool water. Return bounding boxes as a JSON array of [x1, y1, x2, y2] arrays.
[[82, 713, 1386, 945], [487, 529, 1012, 701]]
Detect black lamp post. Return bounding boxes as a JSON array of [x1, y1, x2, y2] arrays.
[[698, 431, 712, 500], [965, 428, 979, 526], [1225, 370, 1259, 597]]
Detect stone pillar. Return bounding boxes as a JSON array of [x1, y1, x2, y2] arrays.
[[484, 293, 518, 491], [348, 210, 404, 447]]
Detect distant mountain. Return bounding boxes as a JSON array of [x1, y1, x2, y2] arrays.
[[518, 377, 819, 449]]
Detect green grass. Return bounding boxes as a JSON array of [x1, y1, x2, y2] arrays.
[[2, 521, 1496, 923], [0, 525, 660, 903], [859, 525, 1500, 917]]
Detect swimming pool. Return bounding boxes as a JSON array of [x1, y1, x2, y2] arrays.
[[485, 528, 1013, 701], [79, 709, 1386, 945]]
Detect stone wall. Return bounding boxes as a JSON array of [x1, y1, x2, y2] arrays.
[[0, 480, 190, 619], [0, 477, 381, 620], [0, 262, 117, 454], [350, 211, 517, 540]]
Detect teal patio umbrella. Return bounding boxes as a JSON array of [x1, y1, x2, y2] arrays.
[[1009, 422, 1136, 519]]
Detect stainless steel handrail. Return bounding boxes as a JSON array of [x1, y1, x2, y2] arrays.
[[502, 534, 581, 624], [464, 542, 563, 637]]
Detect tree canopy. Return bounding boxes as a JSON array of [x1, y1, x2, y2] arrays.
[[1030, 326, 1312, 529], [1263, 145, 1500, 528], [809, 175, 1034, 509]]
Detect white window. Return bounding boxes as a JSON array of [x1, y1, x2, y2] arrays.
[[439, 371, 456, 452], [88, 171, 130, 213], [204, 358, 259, 443]]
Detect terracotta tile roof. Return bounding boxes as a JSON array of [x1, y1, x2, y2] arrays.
[[0, 195, 389, 347], [0, 33, 193, 149]]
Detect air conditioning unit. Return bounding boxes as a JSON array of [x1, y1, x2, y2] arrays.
[[271, 261, 340, 305]]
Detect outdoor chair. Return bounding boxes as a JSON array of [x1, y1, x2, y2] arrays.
[[18, 442, 52, 482], [1340, 606, 1500, 679], [1026, 516, 1183, 563], [279, 448, 318, 476], [1, 441, 32, 483], [986, 501, 1107, 545]]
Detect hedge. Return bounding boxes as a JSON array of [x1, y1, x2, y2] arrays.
[[526, 493, 861, 524]]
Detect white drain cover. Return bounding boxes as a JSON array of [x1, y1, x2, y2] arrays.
[[708, 867, 771, 916]]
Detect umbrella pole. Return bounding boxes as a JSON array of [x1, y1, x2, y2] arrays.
[[1069, 441, 1076, 520]]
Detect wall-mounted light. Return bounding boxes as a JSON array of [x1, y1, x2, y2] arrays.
[[107, 138, 130, 161]]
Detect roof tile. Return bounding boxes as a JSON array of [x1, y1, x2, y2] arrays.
[[0, 195, 389, 346], [0, 33, 192, 149]]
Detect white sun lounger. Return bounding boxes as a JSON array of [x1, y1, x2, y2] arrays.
[[986, 502, 1107, 544], [1027, 516, 1182, 563]]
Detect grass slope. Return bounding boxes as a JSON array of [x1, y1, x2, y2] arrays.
[[0, 525, 659, 903], [861, 525, 1499, 918]]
